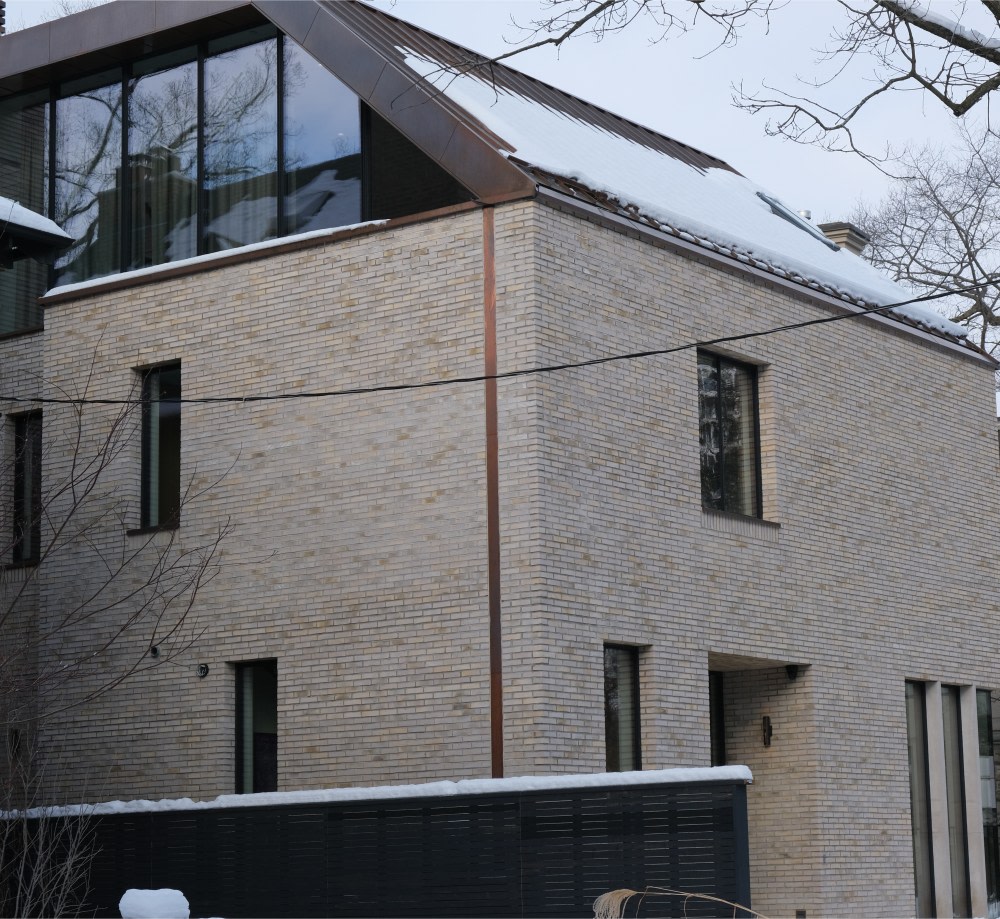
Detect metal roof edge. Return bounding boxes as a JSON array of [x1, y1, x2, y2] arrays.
[[252, 0, 536, 201], [532, 187, 996, 368]]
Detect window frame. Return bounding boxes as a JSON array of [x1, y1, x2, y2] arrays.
[[604, 644, 642, 773], [11, 411, 42, 566], [139, 362, 181, 532], [697, 349, 763, 519]]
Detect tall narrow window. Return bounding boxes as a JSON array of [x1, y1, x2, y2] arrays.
[[141, 364, 181, 529], [709, 670, 727, 767], [236, 660, 277, 794], [697, 351, 761, 517], [906, 681, 936, 918], [12, 413, 41, 565], [943, 684, 971, 918], [604, 645, 640, 772], [977, 689, 1000, 918]]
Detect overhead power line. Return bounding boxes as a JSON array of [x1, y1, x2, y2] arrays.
[[0, 282, 990, 408]]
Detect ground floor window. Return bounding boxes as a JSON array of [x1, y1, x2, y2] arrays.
[[604, 645, 640, 772], [906, 680, 1000, 918], [709, 670, 727, 767], [236, 659, 277, 794]]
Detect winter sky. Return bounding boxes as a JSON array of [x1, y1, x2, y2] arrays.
[[5, 0, 963, 224]]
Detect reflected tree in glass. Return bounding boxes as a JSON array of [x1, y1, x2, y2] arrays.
[[203, 39, 278, 253], [128, 55, 198, 267], [54, 79, 122, 284]]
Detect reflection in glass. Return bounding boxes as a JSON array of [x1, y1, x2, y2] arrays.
[[128, 53, 198, 267], [203, 39, 278, 253], [0, 95, 49, 332], [283, 41, 361, 232], [54, 76, 123, 284]]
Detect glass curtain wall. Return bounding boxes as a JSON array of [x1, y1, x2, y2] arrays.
[[283, 40, 361, 232], [54, 73, 122, 285], [128, 51, 199, 267], [34, 28, 361, 289], [0, 92, 49, 333], [203, 30, 278, 253]]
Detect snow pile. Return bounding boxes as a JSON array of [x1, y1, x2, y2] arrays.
[[399, 53, 967, 341], [0, 195, 73, 240], [119, 889, 189, 919], [27, 765, 752, 817]]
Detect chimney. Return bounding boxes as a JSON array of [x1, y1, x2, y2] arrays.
[[817, 221, 869, 257]]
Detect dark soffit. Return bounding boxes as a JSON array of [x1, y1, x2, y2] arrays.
[[0, 0, 266, 97]]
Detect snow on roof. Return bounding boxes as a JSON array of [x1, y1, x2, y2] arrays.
[[0, 195, 72, 241], [399, 52, 967, 342], [21, 765, 752, 817]]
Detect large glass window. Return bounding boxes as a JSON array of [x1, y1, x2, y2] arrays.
[[697, 351, 761, 517], [942, 684, 971, 918], [141, 364, 181, 530], [12, 413, 42, 565], [203, 33, 278, 254], [1, 27, 474, 293], [604, 645, 640, 772], [0, 93, 49, 334], [128, 51, 199, 268], [236, 659, 277, 794], [54, 73, 123, 285], [283, 41, 361, 233]]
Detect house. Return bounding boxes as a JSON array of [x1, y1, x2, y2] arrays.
[[1, 1, 999, 916]]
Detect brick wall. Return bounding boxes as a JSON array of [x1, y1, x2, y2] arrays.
[[7, 199, 999, 915]]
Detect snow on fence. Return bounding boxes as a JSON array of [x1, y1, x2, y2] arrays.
[[19, 767, 753, 918]]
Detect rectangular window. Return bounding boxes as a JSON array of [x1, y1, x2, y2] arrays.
[[697, 351, 761, 517], [141, 364, 181, 529], [942, 684, 971, 918], [604, 645, 640, 772], [12, 413, 41, 565], [906, 681, 936, 918], [709, 670, 727, 767], [235, 660, 277, 794], [978, 689, 1000, 918]]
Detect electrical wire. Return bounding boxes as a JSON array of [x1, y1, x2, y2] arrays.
[[0, 281, 991, 408]]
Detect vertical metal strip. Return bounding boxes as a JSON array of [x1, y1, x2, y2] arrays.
[[483, 206, 503, 778]]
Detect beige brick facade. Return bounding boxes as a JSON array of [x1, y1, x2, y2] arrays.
[[4, 198, 999, 916]]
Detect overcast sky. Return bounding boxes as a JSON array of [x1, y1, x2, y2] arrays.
[[6, 0, 960, 223]]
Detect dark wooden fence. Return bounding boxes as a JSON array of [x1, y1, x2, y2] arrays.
[[71, 777, 750, 918]]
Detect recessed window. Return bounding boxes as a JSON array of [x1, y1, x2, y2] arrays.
[[140, 364, 181, 529], [604, 645, 641, 772], [236, 660, 277, 794], [12, 412, 41, 565], [709, 670, 727, 767], [697, 350, 761, 517]]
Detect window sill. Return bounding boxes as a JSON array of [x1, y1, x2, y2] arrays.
[[4, 559, 38, 571], [701, 508, 780, 542], [127, 524, 179, 537]]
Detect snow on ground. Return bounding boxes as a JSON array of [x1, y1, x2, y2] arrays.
[[119, 889, 189, 919], [399, 51, 967, 340], [23, 765, 752, 817]]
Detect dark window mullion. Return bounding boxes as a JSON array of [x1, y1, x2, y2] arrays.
[[196, 45, 206, 256], [276, 34, 285, 236], [119, 66, 130, 274]]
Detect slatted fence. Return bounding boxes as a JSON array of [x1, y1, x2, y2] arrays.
[[69, 776, 750, 918]]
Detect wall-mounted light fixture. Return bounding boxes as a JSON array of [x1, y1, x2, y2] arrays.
[[762, 716, 773, 747], [786, 664, 800, 682], [197, 664, 210, 679], [148, 646, 160, 658]]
